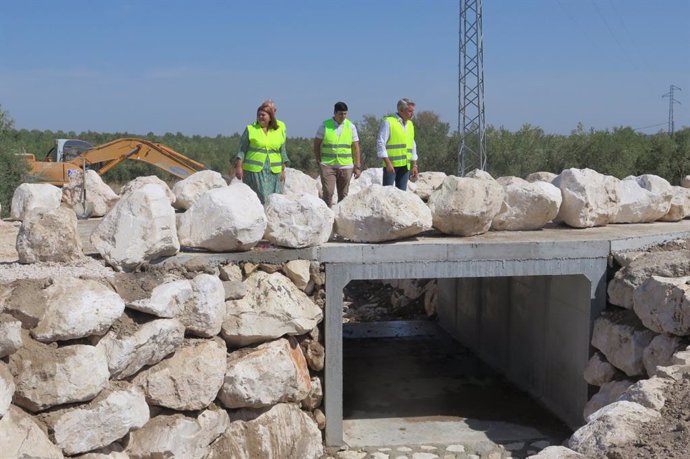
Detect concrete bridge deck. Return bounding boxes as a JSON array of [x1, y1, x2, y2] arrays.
[[85, 219, 690, 446]]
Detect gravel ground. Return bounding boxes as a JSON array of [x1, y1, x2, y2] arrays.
[[0, 219, 115, 281]]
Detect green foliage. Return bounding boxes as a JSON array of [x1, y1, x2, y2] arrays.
[[1, 99, 689, 218], [354, 114, 381, 169], [0, 107, 28, 217]]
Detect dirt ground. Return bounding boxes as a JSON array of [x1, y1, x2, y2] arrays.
[[606, 376, 690, 459]]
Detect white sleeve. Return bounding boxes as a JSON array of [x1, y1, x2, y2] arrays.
[[315, 123, 325, 139], [411, 140, 418, 161], [350, 122, 359, 142], [376, 119, 390, 158]]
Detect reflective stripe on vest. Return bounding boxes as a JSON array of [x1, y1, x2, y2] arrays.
[[243, 123, 284, 173], [383, 115, 415, 169], [320, 118, 353, 166]]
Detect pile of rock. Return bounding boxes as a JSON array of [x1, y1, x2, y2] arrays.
[[0, 258, 326, 458], [528, 242, 690, 458], [9, 168, 690, 257]]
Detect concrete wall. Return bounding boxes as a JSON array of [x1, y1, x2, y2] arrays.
[[438, 275, 593, 430]]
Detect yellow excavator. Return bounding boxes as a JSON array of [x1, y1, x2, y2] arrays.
[[20, 138, 208, 186]]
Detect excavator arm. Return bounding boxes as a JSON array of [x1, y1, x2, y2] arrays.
[[24, 138, 208, 185]]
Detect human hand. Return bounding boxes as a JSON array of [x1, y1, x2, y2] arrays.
[[410, 164, 419, 180], [386, 163, 395, 173], [235, 164, 243, 180]]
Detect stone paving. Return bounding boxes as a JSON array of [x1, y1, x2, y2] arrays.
[[323, 436, 563, 458]]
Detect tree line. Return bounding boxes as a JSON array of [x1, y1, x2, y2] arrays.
[[1, 103, 689, 217]]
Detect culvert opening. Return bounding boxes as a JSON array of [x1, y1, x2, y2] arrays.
[[340, 278, 572, 450]]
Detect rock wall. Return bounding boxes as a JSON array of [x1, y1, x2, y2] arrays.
[[0, 259, 325, 459], [547, 241, 690, 458]]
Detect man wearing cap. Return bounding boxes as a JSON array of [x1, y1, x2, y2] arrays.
[[377, 98, 418, 191], [314, 101, 361, 207]]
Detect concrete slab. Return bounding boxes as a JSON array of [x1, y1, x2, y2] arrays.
[[343, 417, 552, 448]]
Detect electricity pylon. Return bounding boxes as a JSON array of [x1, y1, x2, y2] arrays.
[[662, 85, 682, 135], [458, 0, 486, 176]]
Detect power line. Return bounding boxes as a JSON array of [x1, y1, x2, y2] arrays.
[[633, 122, 667, 132]]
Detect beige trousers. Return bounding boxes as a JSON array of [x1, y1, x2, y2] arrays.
[[319, 164, 353, 207]]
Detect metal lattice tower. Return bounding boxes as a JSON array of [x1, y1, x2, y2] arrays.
[[458, 0, 486, 176], [662, 84, 682, 135]]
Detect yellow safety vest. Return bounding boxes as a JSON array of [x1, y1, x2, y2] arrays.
[[320, 118, 354, 166], [243, 123, 284, 173], [277, 119, 286, 141], [383, 115, 415, 169]]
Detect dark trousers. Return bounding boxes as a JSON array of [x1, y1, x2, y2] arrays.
[[382, 166, 410, 191]]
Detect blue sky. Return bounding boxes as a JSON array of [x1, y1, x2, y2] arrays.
[[1, 0, 688, 138]]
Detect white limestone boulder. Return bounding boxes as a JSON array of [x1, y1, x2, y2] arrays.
[[42, 383, 149, 456], [9, 340, 110, 412], [264, 193, 334, 248], [643, 334, 684, 376], [583, 379, 634, 420], [302, 376, 324, 410], [346, 167, 383, 197], [0, 406, 64, 458], [91, 183, 179, 271], [125, 408, 230, 459], [413, 171, 447, 201], [611, 178, 671, 223], [428, 175, 504, 236], [633, 275, 690, 335], [127, 274, 225, 337], [568, 401, 660, 457], [120, 175, 175, 204], [618, 376, 670, 411], [495, 175, 527, 186], [133, 338, 226, 411], [31, 277, 124, 342], [334, 184, 432, 242], [206, 403, 323, 459], [284, 167, 320, 197], [172, 170, 227, 210], [284, 259, 312, 291], [16, 206, 83, 263], [10, 183, 62, 221], [637, 174, 672, 194], [0, 313, 23, 358], [182, 273, 226, 337], [525, 171, 558, 183], [218, 337, 311, 409], [177, 181, 266, 252], [97, 317, 185, 379], [660, 186, 690, 221], [591, 310, 655, 377], [0, 362, 14, 418], [62, 169, 119, 217], [221, 271, 323, 347], [527, 446, 585, 458], [681, 175, 690, 188], [219, 263, 243, 282], [466, 169, 495, 180], [556, 168, 619, 228], [127, 278, 192, 317], [491, 180, 562, 230], [607, 250, 690, 309], [583, 352, 618, 386]]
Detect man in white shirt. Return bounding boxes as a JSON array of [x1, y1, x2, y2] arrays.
[[376, 98, 418, 190], [314, 101, 361, 206]]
